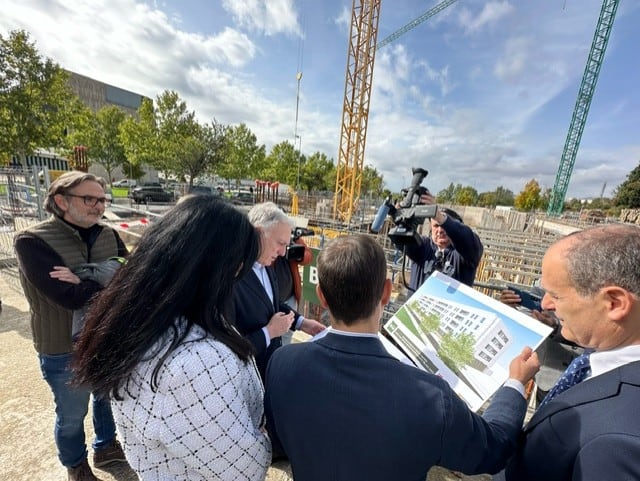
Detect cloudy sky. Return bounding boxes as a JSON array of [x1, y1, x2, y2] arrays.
[[2, 0, 639, 198]]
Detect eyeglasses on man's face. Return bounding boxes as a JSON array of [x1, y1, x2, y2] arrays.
[[65, 193, 109, 207]]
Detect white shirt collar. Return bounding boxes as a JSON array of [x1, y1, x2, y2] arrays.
[[590, 344, 640, 379], [328, 327, 379, 339]]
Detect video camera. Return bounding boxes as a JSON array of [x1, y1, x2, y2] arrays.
[[285, 227, 314, 262], [370, 167, 438, 246]]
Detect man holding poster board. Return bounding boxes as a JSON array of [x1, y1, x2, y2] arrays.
[[265, 234, 540, 481]]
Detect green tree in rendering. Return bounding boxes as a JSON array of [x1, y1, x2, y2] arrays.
[[418, 312, 440, 335], [438, 332, 476, 374]]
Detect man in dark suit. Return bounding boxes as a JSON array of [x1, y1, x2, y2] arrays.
[[502, 224, 640, 481], [231, 201, 324, 379], [264, 234, 540, 481]]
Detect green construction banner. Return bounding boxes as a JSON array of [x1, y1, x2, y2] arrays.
[[302, 247, 321, 305]]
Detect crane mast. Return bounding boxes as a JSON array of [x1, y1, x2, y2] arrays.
[[547, 0, 620, 215], [333, 0, 382, 223], [333, 0, 458, 223]]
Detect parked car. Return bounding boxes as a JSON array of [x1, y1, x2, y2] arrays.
[[230, 191, 254, 206], [112, 178, 137, 188], [187, 185, 222, 197], [131, 185, 174, 204]]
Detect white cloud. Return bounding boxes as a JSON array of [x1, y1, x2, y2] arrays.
[[221, 0, 301, 36], [458, 1, 515, 35]]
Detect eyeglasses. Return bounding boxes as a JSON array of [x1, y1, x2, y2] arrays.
[[65, 194, 109, 207]]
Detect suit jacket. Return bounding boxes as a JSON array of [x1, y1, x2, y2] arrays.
[[265, 332, 527, 481], [231, 265, 299, 379], [504, 360, 640, 481]]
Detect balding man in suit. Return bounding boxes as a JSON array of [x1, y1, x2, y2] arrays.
[[502, 224, 640, 481]]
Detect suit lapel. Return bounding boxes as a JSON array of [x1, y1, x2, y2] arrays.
[[525, 360, 640, 431], [265, 265, 279, 310], [244, 269, 276, 312]]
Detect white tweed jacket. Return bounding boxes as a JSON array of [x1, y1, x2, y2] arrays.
[[112, 320, 271, 480]]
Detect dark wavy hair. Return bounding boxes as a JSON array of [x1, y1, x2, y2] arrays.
[[72, 196, 259, 399]]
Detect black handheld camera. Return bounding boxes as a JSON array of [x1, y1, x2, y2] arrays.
[[285, 227, 314, 262], [377, 167, 438, 246], [507, 285, 542, 312]]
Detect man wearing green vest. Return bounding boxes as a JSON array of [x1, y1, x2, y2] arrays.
[[14, 172, 128, 481]]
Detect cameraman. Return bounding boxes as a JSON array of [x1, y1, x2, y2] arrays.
[[399, 192, 483, 290]]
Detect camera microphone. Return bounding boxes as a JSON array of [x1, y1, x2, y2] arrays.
[[370, 202, 390, 233]]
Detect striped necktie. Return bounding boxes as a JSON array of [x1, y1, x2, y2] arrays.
[[538, 352, 591, 408]]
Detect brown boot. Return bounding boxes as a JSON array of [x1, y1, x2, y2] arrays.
[[67, 459, 101, 481], [93, 439, 127, 468]]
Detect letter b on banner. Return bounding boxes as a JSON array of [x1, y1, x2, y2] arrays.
[[302, 247, 321, 305]]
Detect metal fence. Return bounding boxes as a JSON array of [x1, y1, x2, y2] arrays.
[[1, 168, 50, 291]]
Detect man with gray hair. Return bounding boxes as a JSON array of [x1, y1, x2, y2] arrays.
[[502, 223, 640, 481], [230, 201, 325, 380], [14, 171, 128, 481]]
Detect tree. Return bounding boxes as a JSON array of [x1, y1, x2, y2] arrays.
[[72, 105, 127, 183], [0, 30, 84, 166], [177, 119, 228, 187], [455, 186, 478, 206], [120, 98, 158, 177], [153, 90, 197, 180], [614, 162, 640, 208], [418, 312, 440, 335], [264, 141, 298, 185], [437, 183, 462, 203], [299, 152, 335, 192], [219, 123, 266, 187], [438, 332, 476, 374], [514, 179, 543, 211], [479, 186, 515, 207], [361, 165, 384, 198]]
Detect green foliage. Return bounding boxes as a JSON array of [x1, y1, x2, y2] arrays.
[[300, 152, 336, 192], [361, 165, 384, 197], [514, 179, 543, 211], [438, 332, 476, 373], [455, 186, 478, 206], [219, 123, 266, 185], [71, 105, 127, 182], [614, 163, 640, 208], [0, 30, 83, 165], [418, 312, 440, 334], [264, 141, 299, 185], [478, 186, 514, 207], [436, 183, 461, 203]]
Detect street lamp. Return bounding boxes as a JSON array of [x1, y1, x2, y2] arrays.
[[293, 71, 302, 189], [295, 134, 302, 189]]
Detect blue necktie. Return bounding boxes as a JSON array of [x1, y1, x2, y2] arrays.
[[539, 352, 591, 408]]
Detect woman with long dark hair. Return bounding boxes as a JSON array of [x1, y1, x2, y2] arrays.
[[73, 196, 271, 480]]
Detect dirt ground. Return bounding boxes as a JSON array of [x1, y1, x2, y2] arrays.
[[0, 274, 487, 481]]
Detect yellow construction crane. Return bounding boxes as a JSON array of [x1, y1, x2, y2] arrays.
[[333, 0, 381, 224], [332, 0, 459, 223]]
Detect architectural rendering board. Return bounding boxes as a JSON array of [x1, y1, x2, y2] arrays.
[[383, 271, 552, 411]]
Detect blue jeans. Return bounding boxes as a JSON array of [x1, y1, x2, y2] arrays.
[[39, 353, 116, 468]]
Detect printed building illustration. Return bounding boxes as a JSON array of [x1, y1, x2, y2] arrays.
[[414, 295, 513, 373]]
